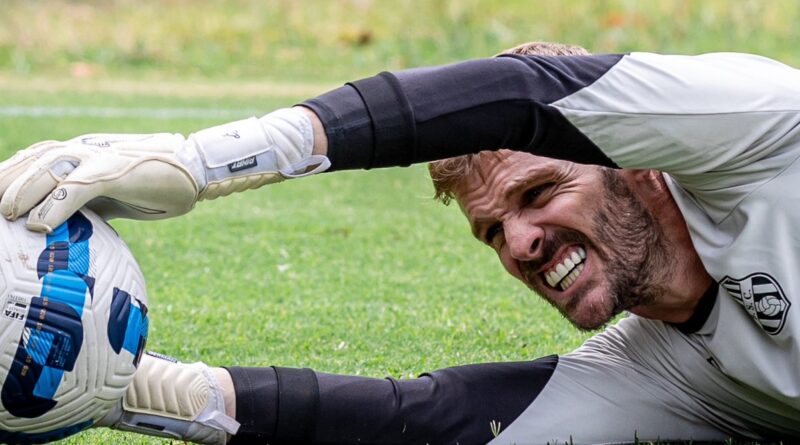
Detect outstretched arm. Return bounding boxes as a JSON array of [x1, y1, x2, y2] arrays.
[[101, 352, 558, 445], [302, 54, 622, 171], [5, 51, 796, 230], [224, 358, 557, 445], [0, 54, 622, 231]]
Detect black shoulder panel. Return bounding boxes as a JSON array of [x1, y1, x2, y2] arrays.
[[397, 54, 623, 122]]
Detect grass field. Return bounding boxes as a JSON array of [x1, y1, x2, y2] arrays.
[[0, 1, 797, 444], [3, 0, 800, 82], [0, 87, 591, 444]]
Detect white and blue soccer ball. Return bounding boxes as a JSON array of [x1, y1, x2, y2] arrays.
[[0, 210, 148, 443]]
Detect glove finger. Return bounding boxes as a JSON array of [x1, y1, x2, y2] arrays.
[[0, 153, 79, 220], [26, 180, 100, 233], [0, 141, 62, 197], [0, 156, 38, 201]]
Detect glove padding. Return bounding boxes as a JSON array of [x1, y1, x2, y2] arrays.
[[0, 108, 327, 233], [0, 133, 199, 233]]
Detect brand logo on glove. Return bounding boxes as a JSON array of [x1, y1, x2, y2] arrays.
[[52, 188, 68, 201], [81, 137, 111, 148], [80, 135, 152, 148], [228, 156, 258, 173]]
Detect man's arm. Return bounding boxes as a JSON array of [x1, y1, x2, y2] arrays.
[[302, 54, 623, 171], [6, 52, 799, 229], [224, 359, 557, 444], [0, 54, 625, 231], [304, 52, 800, 179], [102, 352, 557, 445], [300, 107, 329, 158]]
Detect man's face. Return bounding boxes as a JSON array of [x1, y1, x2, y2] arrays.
[[456, 151, 669, 331]]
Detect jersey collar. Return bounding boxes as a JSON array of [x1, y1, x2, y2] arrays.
[[670, 283, 719, 335]]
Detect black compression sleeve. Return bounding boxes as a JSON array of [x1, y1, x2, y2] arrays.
[[227, 356, 558, 445], [302, 54, 622, 171]]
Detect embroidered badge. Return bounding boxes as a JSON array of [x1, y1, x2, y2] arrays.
[[721, 273, 791, 335]]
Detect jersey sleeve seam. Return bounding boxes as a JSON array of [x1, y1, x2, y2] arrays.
[[714, 149, 800, 224]]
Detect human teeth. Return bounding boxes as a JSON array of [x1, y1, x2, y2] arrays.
[[571, 252, 581, 264], [542, 248, 587, 290], [559, 263, 585, 291]]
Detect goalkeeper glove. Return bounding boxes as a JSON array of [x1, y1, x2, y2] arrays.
[[0, 108, 329, 232], [98, 352, 239, 445]]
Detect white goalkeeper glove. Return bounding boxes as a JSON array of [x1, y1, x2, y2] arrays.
[[0, 108, 329, 232]]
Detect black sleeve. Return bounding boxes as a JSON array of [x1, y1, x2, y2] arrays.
[[226, 356, 558, 445], [302, 54, 623, 171]]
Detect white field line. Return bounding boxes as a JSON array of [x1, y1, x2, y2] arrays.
[[0, 75, 337, 99], [0, 105, 264, 120], [0, 76, 339, 120]]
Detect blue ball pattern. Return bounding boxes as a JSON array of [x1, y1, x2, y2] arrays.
[[0, 212, 149, 443]]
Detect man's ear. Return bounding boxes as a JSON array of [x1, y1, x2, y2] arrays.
[[621, 169, 671, 203]]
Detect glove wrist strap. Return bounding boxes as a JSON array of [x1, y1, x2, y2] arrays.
[[181, 108, 329, 200]]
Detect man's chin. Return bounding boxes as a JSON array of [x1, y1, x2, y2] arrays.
[[562, 292, 618, 331], [565, 312, 612, 332], [531, 280, 617, 331]]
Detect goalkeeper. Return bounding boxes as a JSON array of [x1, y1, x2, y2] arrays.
[[2, 42, 800, 444]]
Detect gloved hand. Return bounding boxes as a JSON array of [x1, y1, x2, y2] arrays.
[[0, 108, 329, 232]]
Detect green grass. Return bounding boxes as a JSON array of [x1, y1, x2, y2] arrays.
[[2, 0, 800, 82], [0, 88, 589, 444]]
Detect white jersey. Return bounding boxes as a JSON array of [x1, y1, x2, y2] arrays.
[[552, 52, 800, 437]]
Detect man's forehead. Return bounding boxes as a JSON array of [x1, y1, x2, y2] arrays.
[[455, 151, 554, 199]]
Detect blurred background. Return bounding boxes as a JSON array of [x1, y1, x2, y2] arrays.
[[2, 0, 799, 83]]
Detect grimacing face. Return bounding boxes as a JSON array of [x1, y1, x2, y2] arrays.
[[455, 151, 670, 331]]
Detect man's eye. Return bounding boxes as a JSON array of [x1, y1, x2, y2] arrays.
[[484, 223, 503, 246], [522, 183, 554, 206]]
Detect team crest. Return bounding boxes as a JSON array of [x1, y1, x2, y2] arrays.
[[721, 273, 791, 335]]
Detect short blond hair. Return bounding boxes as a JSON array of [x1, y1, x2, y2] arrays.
[[429, 41, 590, 205], [498, 41, 590, 57]]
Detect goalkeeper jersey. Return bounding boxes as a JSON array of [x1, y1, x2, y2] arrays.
[[243, 52, 800, 443]]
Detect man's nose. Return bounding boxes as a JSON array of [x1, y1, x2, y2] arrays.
[[504, 218, 543, 261]]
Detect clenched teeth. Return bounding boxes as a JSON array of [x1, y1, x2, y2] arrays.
[[559, 263, 584, 291], [544, 247, 586, 289]]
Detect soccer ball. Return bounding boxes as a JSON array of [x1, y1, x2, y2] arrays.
[[0, 210, 149, 443]]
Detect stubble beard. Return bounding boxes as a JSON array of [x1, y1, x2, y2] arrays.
[[522, 169, 671, 331]]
